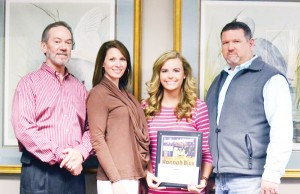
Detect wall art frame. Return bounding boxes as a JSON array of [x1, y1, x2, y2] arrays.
[[0, 0, 142, 173], [174, 0, 300, 178]]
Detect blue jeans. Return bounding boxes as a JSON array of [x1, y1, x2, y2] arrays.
[[215, 173, 261, 194]]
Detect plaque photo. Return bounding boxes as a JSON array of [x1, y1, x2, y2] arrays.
[[155, 130, 202, 188]]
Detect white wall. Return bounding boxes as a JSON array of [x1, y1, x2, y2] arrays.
[[140, 0, 173, 99], [0, 175, 20, 194], [280, 179, 300, 194]]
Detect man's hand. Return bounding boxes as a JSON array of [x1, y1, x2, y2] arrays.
[[261, 180, 279, 194], [69, 164, 83, 176], [60, 148, 84, 175]]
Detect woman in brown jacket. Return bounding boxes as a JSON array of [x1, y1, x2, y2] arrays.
[[87, 40, 149, 194]]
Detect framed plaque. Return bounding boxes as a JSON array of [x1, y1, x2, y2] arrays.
[[155, 130, 202, 188]]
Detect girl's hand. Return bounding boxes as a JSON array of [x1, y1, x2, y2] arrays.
[[187, 179, 207, 194], [146, 171, 166, 190]]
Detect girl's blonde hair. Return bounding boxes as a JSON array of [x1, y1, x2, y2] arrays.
[[144, 50, 197, 121]]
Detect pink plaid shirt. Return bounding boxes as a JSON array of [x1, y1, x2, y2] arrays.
[[11, 63, 92, 165]]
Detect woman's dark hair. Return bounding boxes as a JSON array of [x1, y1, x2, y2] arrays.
[[92, 40, 132, 89]]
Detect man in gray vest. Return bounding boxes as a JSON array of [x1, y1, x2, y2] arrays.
[[206, 21, 293, 194]]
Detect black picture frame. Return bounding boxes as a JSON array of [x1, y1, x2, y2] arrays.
[[155, 130, 203, 188]]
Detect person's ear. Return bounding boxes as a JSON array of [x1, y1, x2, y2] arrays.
[[41, 41, 47, 54], [249, 38, 255, 48]]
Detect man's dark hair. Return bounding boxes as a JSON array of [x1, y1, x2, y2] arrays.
[[220, 21, 253, 40]]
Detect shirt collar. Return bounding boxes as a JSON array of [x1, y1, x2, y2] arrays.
[[41, 62, 70, 79], [224, 55, 258, 73]]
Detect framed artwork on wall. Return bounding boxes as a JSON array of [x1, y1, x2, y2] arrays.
[[199, 0, 300, 177], [4, 0, 115, 146], [0, 0, 141, 173]]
